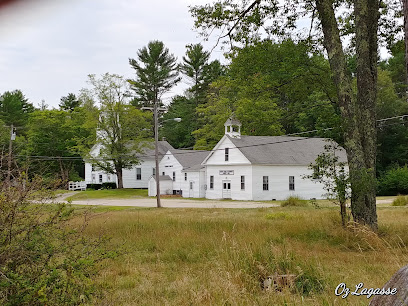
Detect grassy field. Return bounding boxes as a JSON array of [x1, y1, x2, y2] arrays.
[[66, 188, 148, 201], [78, 205, 408, 305]]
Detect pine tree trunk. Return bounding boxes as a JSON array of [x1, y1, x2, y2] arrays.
[[315, 0, 378, 230]]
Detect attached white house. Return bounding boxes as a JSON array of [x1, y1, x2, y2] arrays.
[[85, 140, 174, 188], [149, 117, 347, 201], [148, 148, 210, 197]]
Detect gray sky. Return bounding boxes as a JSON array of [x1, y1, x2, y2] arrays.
[[0, 0, 225, 108]]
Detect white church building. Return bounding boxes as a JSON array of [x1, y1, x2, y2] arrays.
[[84, 140, 174, 189], [149, 118, 347, 201]]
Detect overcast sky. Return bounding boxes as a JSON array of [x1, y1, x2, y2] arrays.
[[0, 0, 225, 108]]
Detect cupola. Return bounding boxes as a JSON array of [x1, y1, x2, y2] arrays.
[[224, 117, 241, 138]]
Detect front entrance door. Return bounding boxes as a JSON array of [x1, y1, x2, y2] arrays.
[[222, 180, 231, 199], [189, 181, 194, 198]]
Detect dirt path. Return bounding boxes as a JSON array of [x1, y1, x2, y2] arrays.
[[55, 193, 395, 209], [61, 197, 279, 208]]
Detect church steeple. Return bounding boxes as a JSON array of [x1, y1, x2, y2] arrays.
[[224, 117, 241, 138]]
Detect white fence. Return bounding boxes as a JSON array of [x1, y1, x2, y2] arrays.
[[68, 181, 87, 191]]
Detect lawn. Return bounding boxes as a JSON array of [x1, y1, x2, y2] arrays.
[[66, 188, 148, 201], [80, 205, 408, 305]]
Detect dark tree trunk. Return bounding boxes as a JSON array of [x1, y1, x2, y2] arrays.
[[115, 165, 123, 189], [404, 0, 408, 99], [351, 0, 378, 229], [315, 0, 378, 230]]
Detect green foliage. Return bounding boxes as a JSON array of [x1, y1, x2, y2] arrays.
[[383, 40, 406, 98], [25, 109, 91, 184], [192, 40, 341, 149], [59, 93, 81, 112], [81, 73, 152, 188], [128, 40, 180, 107], [376, 68, 408, 174], [0, 177, 110, 305], [378, 166, 408, 196], [391, 195, 408, 206], [281, 196, 308, 207], [0, 90, 34, 128], [160, 96, 196, 148]]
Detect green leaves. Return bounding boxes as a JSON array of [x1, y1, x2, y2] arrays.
[[128, 40, 180, 107]]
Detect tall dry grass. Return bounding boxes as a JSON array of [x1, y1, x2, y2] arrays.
[[81, 206, 408, 305]]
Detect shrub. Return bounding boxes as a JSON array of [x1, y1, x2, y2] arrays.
[[281, 196, 308, 207], [378, 165, 408, 196], [392, 195, 408, 206], [87, 183, 102, 190], [101, 182, 117, 189], [0, 176, 111, 305]]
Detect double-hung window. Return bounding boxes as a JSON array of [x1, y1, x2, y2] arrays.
[[136, 168, 141, 180], [241, 176, 245, 190], [225, 148, 229, 161], [289, 176, 295, 190], [173, 171, 176, 181], [185, 173, 187, 181], [263, 176, 269, 191], [210, 176, 214, 189]]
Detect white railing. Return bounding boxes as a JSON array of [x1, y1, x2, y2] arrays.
[[68, 181, 87, 191]]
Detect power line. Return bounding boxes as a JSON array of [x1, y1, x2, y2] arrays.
[[10, 114, 408, 162]]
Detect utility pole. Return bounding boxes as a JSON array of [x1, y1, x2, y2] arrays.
[[141, 106, 180, 208], [153, 102, 162, 208], [7, 124, 15, 187]]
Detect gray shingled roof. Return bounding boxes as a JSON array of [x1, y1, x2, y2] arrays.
[[227, 135, 347, 165], [170, 149, 210, 171], [139, 141, 174, 161]]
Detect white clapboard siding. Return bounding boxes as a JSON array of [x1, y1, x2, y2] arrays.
[[122, 160, 155, 189], [251, 165, 326, 201]]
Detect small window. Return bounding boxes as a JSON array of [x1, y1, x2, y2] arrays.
[[263, 176, 269, 191], [107, 174, 111, 181], [190, 182, 193, 189], [99, 174, 103, 183], [91, 164, 96, 171], [136, 168, 141, 180], [289, 176, 295, 190], [225, 148, 229, 161], [241, 176, 245, 190], [185, 173, 187, 181], [162, 172, 165, 176], [210, 176, 214, 189], [153, 167, 156, 176], [92, 174, 95, 181], [172, 171, 176, 181]]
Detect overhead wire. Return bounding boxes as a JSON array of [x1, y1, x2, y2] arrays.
[[9, 114, 408, 162]]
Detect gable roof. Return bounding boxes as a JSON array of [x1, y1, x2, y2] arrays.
[[169, 149, 210, 171], [150, 175, 172, 181], [227, 135, 347, 165], [87, 140, 174, 162], [140, 141, 174, 161]]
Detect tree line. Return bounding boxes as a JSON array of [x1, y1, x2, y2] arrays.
[[1, 28, 407, 228]]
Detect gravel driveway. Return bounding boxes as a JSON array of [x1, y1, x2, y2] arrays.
[[55, 193, 395, 209], [57, 193, 279, 208]]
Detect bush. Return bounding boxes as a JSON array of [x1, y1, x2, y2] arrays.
[[392, 195, 408, 206], [101, 182, 117, 189], [378, 165, 408, 196], [0, 176, 110, 305], [281, 196, 308, 207], [87, 183, 102, 190]]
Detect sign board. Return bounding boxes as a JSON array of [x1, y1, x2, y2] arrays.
[[219, 170, 234, 175]]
